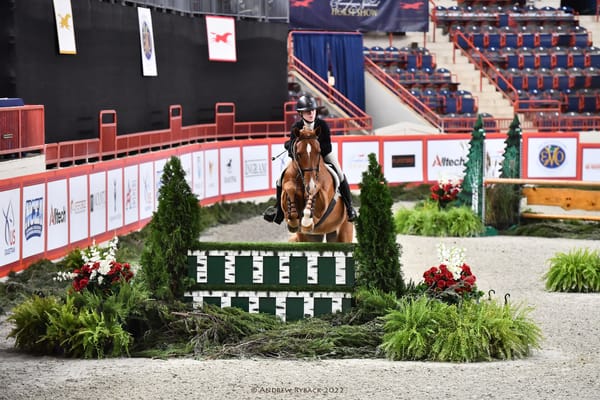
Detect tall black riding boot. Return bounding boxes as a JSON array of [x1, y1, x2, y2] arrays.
[[339, 178, 357, 222], [263, 185, 284, 224]]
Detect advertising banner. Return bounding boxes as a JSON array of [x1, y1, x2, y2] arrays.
[[342, 141, 377, 184], [206, 16, 237, 62], [69, 175, 88, 243], [220, 147, 242, 195], [270, 143, 290, 189], [383, 140, 423, 182], [205, 149, 220, 198], [107, 169, 123, 230], [426, 138, 469, 182], [139, 161, 154, 220], [124, 165, 139, 225], [290, 0, 429, 33], [22, 184, 45, 259], [138, 7, 157, 76], [243, 145, 269, 192], [89, 172, 106, 237], [47, 180, 69, 251], [526, 137, 578, 178], [0, 188, 20, 266], [52, 0, 77, 54], [192, 151, 205, 199], [582, 147, 600, 181]]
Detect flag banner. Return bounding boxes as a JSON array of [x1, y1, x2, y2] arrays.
[[137, 7, 158, 76], [206, 16, 237, 62], [290, 0, 429, 33], [52, 0, 77, 54]]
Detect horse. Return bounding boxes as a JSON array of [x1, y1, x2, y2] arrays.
[[280, 127, 354, 243]]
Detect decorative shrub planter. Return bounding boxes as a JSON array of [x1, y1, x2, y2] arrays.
[[186, 242, 355, 321]]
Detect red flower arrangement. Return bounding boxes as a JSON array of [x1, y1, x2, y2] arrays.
[[418, 244, 482, 303], [430, 177, 462, 208], [71, 260, 134, 293], [56, 237, 136, 295]]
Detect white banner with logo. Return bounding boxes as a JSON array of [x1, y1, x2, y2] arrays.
[[69, 175, 88, 243], [139, 161, 155, 220], [138, 7, 157, 76], [220, 147, 242, 195], [383, 140, 423, 183], [341, 141, 376, 185], [47, 179, 68, 251], [526, 137, 577, 178], [53, 0, 77, 54], [243, 145, 269, 192], [107, 169, 123, 230], [426, 138, 469, 182], [22, 184, 45, 259], [206, 16, 237, 62], [205, 149, 220, 198], [124, 165, 139, 225], [0, 188, 20, 266]]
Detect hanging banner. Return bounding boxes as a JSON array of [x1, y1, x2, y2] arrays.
[[52, 0, 77, 54], [137, 7, 158, 76], [290, 0, 429, 33], [206, 16, 237, 62]]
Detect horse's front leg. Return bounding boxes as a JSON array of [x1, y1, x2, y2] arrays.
[[301, 194, 315, 229], [282, 186, 299, 232]]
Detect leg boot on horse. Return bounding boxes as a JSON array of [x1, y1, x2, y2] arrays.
[[339, 178, 357, 222]]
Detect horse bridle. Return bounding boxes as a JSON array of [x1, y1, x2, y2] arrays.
[[292, 134, 321, 191]]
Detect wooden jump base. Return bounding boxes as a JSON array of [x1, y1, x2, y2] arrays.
[[484, 178, 600, 222]]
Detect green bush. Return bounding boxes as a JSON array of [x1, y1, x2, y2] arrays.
[[394, 201, 484, 237], [7, 295, 63, 354], [544, 248, 600, 292], [380, 296, 542, 362]]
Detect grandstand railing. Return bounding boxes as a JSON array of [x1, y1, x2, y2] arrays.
[[44, 102, 289, 168], [0, 105, 45, 159], [112, 0, 289, 21]]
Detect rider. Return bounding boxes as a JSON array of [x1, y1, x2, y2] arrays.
[[263, 95, 358, 224]]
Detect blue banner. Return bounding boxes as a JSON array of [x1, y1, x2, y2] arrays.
[[290, 0, 428, 33]]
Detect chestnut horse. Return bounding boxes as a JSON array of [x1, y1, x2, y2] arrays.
[[280, 127, 353, 242]]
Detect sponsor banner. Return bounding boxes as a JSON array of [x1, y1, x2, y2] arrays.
[[383, 140, 423, 182], [89, 172, 106, 237], [205, 149, 220, 198], [107, 169, 123, 230], [206, 16, 237, 62], [426, 139, 469, 182], [47, 180, 69, 251], [484, 138, 506, 179], [179, 153, 193, 190], [124, 165, 139, 225], [290, 0, 429, 33], [1, 189, 20, 266], [342, 141, 378, 185], [270, 143, 291, 189], [69, 175, 88, 243], [526, 137, 577, 178], [243, 145, 269, 192], [138, 7, 157, 76], [220, 147, 242, 195], [23, 184, 45, 259], [154, 158, 167, 205], [192, 151, 205, 199], [52, 0, 77, 54], [139, 161, 154, 220], [582, 148, 600, 182]]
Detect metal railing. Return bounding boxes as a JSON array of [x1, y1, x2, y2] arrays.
[[113, 0, 289, 21]]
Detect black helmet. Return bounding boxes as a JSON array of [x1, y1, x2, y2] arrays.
[[296, 95, 318, 112]]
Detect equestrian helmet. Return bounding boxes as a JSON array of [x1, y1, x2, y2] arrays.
[[296, 95, 318, 112]]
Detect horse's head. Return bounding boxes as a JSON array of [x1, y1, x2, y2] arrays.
[[293, 128, 321, 175]]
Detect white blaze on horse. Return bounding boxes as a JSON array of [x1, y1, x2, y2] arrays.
[[281, 127, 353, 243]]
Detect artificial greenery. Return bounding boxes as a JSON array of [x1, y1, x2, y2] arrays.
[[380, 296, 542, 362], [141, 156, 202, 301], [354, 153, 405, 296], [485, 183, 522, 230], [544, 248, 600, 292], [394, 201, 484, 237], [456, 114, 485, 215]]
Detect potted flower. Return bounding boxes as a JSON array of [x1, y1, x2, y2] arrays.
[[430, 176, 462, 209]]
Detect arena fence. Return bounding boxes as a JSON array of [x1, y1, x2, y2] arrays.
[[185, 242, 355, 321]]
